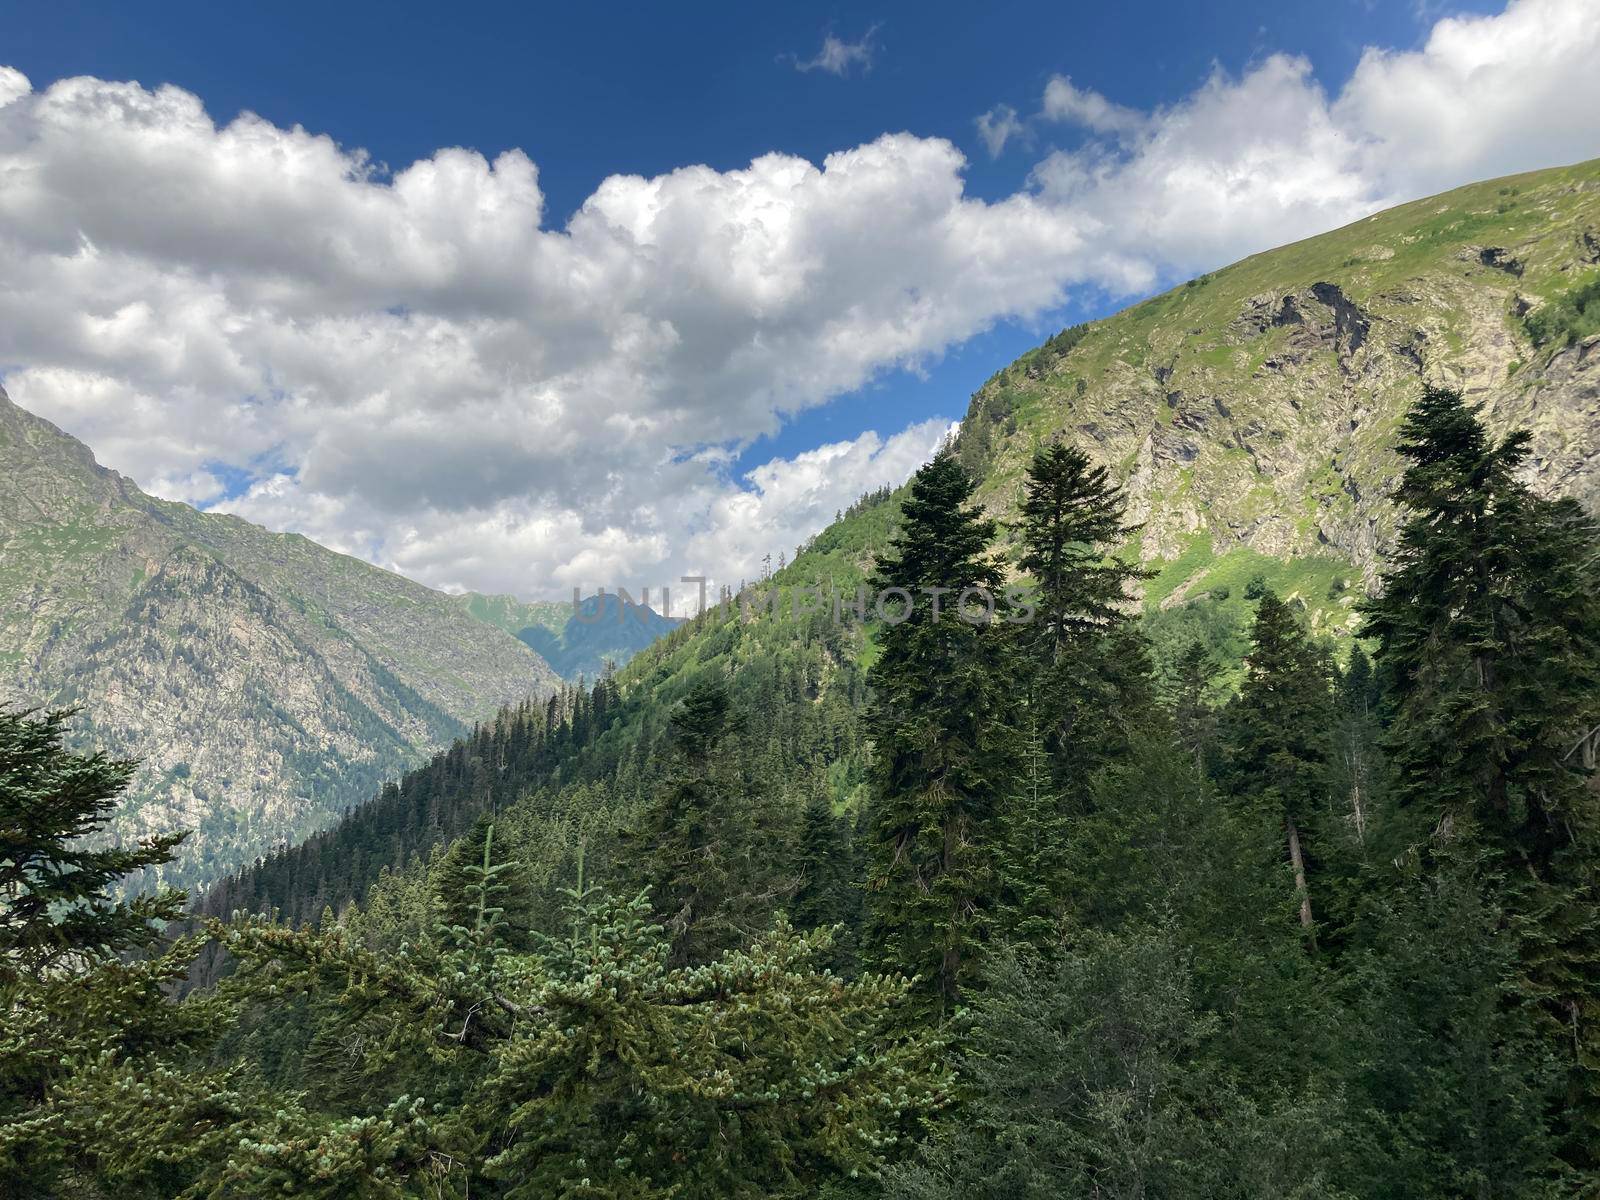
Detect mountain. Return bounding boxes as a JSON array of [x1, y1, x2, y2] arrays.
[[959, 157, 1600, 635], [0, 388, 559, 890], [209, 158, 1600, 930], [457, 591, 685, 681]]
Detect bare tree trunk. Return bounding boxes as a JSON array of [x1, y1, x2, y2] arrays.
[[1286, 818, 1318, 953], [1343, 745, 1368, 846]]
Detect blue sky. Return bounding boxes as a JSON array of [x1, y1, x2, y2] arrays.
[[0, 0, 1590, 602]]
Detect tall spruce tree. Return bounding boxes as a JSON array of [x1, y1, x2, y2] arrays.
[[1167, 642, 1223, 773], [1014, 441, 1153, 783], [791, 783, 859, 971], [998, 442, 1154, 948], [1223, 592, 1333, 950], [1017, 442, 1143, 654], [865, 452, 1010, 1018], [994, 714, 1068, 949], [1360, 386, 1600, 854], [1360, 385, 1600, 1171]]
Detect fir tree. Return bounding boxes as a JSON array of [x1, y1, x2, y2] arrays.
[[1360, 386, 1600, 1171], [791, 783, 859, 971], [994, 714, 1069, 950], [436, 816, 534, 952], [624, 677, 788, 965], [0, 706, 187, 982], [865, 453, 1011, 1018], [1360, 386, 1600, 857], [1222, 592, 1333, 950], [1166, 641, 1222, 773], [1017, 441, 1143, 654], [1013, 441, 1154, 798]]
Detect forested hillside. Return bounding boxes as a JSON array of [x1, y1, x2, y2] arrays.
[[6, 159, 1600, 1198], [7, 385, 1600, 1197], [195, 485, 898, 938]]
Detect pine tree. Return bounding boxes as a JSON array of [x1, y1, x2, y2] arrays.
[[865, 453, 1011, 1018], [1017, 441, 1143, 654], [436, 816, 534, 951], [1167, 641, 1222, 773], [0, 707, 217, 1196], [1360, 386, 1600, 856], [624, 677, 787, 965], [791, 783, 858, 971], [1222, 592, 1333, 950], [994, 442, 1155, 948]]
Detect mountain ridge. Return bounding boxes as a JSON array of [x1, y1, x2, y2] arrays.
[[0, 389, 561, 890], [955, 157, 1600, 634]]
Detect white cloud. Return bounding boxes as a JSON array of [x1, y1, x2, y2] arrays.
[[794, 26, 881, 76], [0, 66, 29, 108], [0, 70, 1085, 597], [1, 0, 1597, 603], [677, 419, 953, 603], [1030, 0, 1600, 278], [975, 104, 1026, 158], [1041, 76, 1147, 137]]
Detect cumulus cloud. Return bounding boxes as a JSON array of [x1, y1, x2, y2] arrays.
[[975, 104, 1027, 158], [1031, 0, 1600, 278], [1041, 76, 1147, 137], [1, 0, 1597, 603], [0, 72, 1090, 597], [0, 66, 29, 108], [794, 26, 882, 76]]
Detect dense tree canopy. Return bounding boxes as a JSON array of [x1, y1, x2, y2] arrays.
[[4, 389, 1599, 1197]]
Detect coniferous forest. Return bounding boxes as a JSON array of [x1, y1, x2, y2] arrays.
[[5, 387, 1600, 1198]]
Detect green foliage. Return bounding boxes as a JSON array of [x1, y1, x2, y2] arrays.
[[886, 929, 1347, 1200], [12, 379, 1600, 1196], [863, 454, 1012, 1018], [485, 882, 946, 1198], [1360, 385, 1600, 1174], [623, 677, 795, 965], [1222, 591, 1335, 948], [0, 706, 187, 982], [1524, 272, 1600, 348]]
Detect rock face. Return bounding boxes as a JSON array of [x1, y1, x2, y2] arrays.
[[956, 159, 1600, 633], [0, 390, 559, 890]]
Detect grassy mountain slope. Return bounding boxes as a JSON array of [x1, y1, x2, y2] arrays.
[[957, 158, 1600, 636], [0, 388, 559, 890]]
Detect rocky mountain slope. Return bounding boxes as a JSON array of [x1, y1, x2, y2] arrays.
[[956, 157, 1600, 633], [0, 389, 559, 890]]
